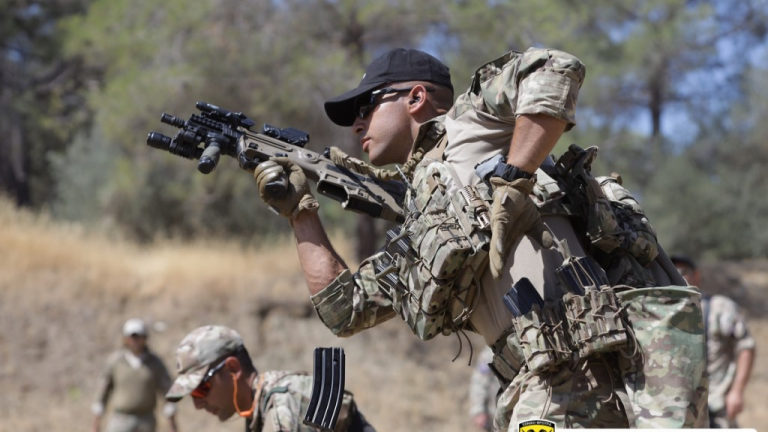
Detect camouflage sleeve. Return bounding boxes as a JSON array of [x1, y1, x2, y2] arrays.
[[718, 296, 756, 352], [91, 353, 117, 416], [468, 347, 495, 416], [310, 253, 397, 338], [262, 393, 301, 432], [476, 48, 586, 131]]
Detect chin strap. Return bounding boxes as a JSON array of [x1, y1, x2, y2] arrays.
[[233, 373, 260, 418]]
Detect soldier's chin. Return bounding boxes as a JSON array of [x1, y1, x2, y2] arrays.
[[368, 150, 387, 167]]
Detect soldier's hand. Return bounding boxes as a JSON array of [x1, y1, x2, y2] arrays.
[[472, 413, 489, 430], [725, 389, 744, 419], [489, 176, 553, 280], [253, 157, 319, 220]]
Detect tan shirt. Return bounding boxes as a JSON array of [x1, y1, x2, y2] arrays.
[[92, 348, 174, 416], [703, 295, 756, 411]]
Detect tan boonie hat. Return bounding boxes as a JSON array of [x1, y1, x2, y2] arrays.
[[165, 325, 244, 402]]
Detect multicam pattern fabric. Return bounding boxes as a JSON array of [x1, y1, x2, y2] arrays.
[[494, 355, 630, 430], [448, 48, 584, 131], [703, 295, 756, 414], [309, 266, 396, 338], [313, 123, 490, 341], [249, 371, 360, 432], [312, 48, 585, 340], [616, 285, 709, 428], [313, 47, 707, 429], [166, 325, 244, 401], [393, 156, 488, 339]]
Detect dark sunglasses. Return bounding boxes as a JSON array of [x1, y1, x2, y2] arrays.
[[354, 86, 435, 119], [189, 346, 244, 399], [190, 357, 229, 399]]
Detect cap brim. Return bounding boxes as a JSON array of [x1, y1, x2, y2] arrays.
[[324, 81, 383, 127], [165, 366, 207, 402]]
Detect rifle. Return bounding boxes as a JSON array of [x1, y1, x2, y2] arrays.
[[146, 102, 406, 223]]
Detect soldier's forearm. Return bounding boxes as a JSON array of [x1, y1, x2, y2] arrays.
[[292, 210, 348, 295], [730, 348, 755, 395], [506, 114, 567, 173]]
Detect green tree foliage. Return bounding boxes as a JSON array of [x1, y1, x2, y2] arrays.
[[0, 0, 92, 206], [645, 63, 768, 259], [4, 0, 768, 258], [55, 0, 442, 244]]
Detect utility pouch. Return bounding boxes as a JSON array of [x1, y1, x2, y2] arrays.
[[556, 255, 628, 357], [393, 193, 474, 339], [488, 328, 525, 387], [504, 278, 572, 373], [417, 219, 473, 280], [562, 288, 628, 358], [614, 285, 708, 427]]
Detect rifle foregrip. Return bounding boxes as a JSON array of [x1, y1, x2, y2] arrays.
[[265, 177, 288, 198]]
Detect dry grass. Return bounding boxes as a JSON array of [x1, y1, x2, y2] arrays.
[[1, 199, 766, 431]]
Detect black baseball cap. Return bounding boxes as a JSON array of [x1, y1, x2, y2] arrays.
[[324, 48, 453, 126]]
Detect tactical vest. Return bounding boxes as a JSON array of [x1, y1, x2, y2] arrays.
[[378, 132, 493, 340]]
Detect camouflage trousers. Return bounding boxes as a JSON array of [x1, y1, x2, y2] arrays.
[[493, 285, 709, 430], [105, 412, 156, 432], [493, 353, 709, 430]]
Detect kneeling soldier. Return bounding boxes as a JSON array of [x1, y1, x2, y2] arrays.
[[165, 325, 374, 432]]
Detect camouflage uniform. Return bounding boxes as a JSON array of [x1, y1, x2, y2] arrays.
[[250, 371, 365, 432], [312, 48, 707, 429], [166, 325, 373, 432], [468, 347, 499, 431], [92, 348, 176, 432], [703, 295, 756, 428]]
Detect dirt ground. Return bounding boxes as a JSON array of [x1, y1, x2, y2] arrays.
[[1, 201, 766, 431]]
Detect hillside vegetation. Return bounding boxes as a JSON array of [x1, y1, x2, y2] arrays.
[[1, 199, 766, 431]]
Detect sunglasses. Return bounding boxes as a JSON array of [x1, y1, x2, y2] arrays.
[[354, 86, 435, 119], [190, 357, 229, 399]]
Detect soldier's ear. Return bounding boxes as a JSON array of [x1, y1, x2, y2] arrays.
[[407, 85, 429, 116], [225, 356, 242, 377]]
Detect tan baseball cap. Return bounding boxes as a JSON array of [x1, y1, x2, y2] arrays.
[[165, 325, 244, 402]]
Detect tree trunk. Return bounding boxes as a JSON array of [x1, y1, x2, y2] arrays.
[[0, 86, 31, 206]]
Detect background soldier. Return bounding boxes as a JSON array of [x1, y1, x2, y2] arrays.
[[166, 325, 374, 432], [252, 48, 707, 429], [467, 347, 499, 431], [91, 318, 178, 432], [671, 256, 757, 428]]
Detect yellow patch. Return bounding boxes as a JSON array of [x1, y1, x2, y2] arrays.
[[518, 419, 555, 432]]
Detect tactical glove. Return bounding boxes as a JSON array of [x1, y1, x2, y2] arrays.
[[489, 176, 553, 280], [253, 157, 319, 220]]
